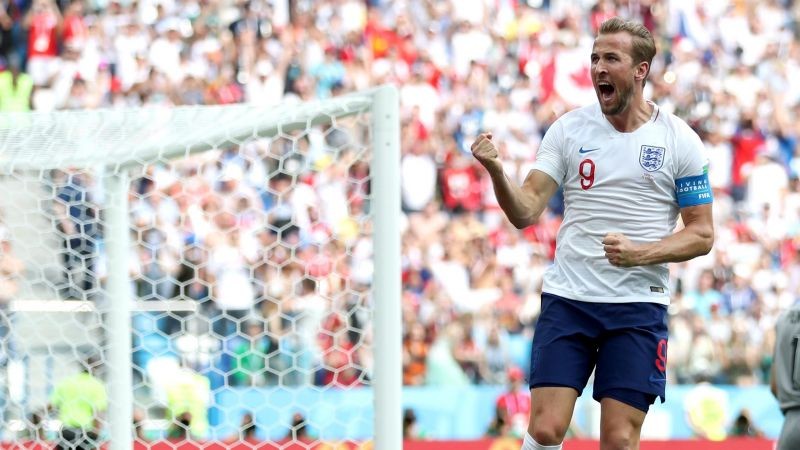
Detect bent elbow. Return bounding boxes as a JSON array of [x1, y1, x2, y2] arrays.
[[510, 214, 537, 229], [510, 219, 529, 229], [699, 230, 715, 255]]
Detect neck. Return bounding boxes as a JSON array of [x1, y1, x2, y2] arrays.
[[605, 93, 653, 133]]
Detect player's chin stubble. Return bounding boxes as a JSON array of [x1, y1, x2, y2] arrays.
[[600, 82, 633, 117]]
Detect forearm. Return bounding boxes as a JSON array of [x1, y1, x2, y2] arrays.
[[472, 132, 555, 228], [633, 225, 713, 265], [486, 165, 542, 229]]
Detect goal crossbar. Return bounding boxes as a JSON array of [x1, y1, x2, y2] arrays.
[[0, 91, 374, 172], [9, 299, 199, 313]]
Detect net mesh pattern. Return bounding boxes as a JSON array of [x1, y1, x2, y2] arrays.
[[0, 97, 377, 446]]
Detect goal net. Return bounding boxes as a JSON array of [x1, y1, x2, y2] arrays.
[[0, 86, 400, 450]]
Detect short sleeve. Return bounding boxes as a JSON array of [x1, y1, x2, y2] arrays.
[[675, 123, 708, 179], [674, 122, 713, 207], [532, 119, 566, 186]]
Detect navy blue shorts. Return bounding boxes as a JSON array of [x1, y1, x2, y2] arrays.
[[529, 293, 668, 412]]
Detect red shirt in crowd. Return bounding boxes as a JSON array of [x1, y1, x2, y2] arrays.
[[322, 339, 362, 387], [364, 18, 398, 60], [731, 126, 765, 187], [28, 11, 60, 58], [63, 12, 88, 51], [496, 390, 530, 419], [441, 161, 482, 212]]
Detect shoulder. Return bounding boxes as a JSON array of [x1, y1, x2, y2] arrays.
[[654, 108, 706, 157], [656, 108, 701, 141], [555, 103, 601, 129], [542, 104, 600, 143], [778, 305, 800, 324]]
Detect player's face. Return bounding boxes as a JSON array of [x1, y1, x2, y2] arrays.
[[591, 32, 638, 116]]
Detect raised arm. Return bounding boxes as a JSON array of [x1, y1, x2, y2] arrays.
[[471, 133, 559, 229]]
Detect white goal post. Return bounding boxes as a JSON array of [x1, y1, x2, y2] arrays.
[[0, 85, 401, 450]]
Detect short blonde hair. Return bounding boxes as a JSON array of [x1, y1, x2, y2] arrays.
[[599, 17, 656, 86]]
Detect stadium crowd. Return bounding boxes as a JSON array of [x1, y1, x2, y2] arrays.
[[2, 0, 800, 439]]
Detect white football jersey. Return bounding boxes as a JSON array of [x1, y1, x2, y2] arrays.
[[532, 102, 711, 304]]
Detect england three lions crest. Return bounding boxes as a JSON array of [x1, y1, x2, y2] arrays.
[[639, 145, 665, 172]]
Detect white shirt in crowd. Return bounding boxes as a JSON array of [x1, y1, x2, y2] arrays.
[[401, 150, 437, 212]]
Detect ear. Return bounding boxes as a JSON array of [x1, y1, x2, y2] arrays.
[[635, 61, 649, 83]]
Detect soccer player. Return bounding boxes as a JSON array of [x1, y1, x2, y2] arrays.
[[471, 17, 714, 450], [771, 302, 800, 450]]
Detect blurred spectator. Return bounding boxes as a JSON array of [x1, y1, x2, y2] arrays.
[[0, 2, 12, 62], [240, 412, 258, 440], [493, 366, 530, 439], [720, 322, 761, 386], [482, 92, 538, 162], [440, 152, 482, 214], [452, 314, 488, 383], [61, 0, 86, 53], [228, 321, 276, 387], [425, 322, 470, 386], [167, 412, 192, 441], [284, 277, 326, 384], [22, 0, 61, 86], [684, 380, 729, 441], [730, 115, 765, 204], [24, 410, 46, 442], [402, 322, 429, 386], [685, 314, 724, 383], [704, 121, 733, 194], [311, 45, 345, 99], [485, 406, 510, 438], [400, 141, 437, 213], [722, 266, 758, 315], [747, 148, 789, 218], [730, 408, 765, 437], [245, 57, 286, 106], [52, 169, 99, 300], [0, 221, 22, 368], [133, 408, 147, 442], [284, 412, 312, 444], [403, 408, 425, 440], [684, 270, 724, 320], [318, 331, 363, 387], [482, 324, 512, 385], [0, 54, 32, 111], [164, 362, 210, 439], [49, 356, 107, 450], [224, 412, 258, 442], [205, 227, 255, 341]]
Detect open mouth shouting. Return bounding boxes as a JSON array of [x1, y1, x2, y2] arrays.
[[597, 81, 616, 103]]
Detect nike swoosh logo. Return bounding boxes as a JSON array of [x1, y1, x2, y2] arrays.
[[578, 147, 600, 154]]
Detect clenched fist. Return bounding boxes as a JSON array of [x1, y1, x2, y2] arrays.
[[602, 232, 640, 267], [471, 132, 500, 170]]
